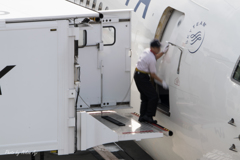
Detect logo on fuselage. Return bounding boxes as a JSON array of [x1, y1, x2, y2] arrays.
[[0, 65, 16, 95], [125, 0, 151, 19], [186, 21, 206, 54]]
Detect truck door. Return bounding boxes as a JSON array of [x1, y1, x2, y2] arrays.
[[77, 23, 102, 108], [99, 11, 131, 107], [77, 11, 131, 109]]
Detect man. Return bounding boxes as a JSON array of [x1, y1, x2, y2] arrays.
[[134, 39, 169, 124]]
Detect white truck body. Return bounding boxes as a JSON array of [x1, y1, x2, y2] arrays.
[[0, 0, 164, 156]]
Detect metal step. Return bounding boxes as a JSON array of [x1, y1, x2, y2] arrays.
[[78, 111, 164, 150], [90, 112, 164, 140]]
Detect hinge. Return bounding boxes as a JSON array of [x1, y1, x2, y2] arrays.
[[98, 42, 104, 51], [69, 89, 76, 99], [69, 27, 79, 40], [68, 118, 75, 127]]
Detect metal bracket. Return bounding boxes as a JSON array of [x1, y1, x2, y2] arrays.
[[234, 135, 240, 141], [68, 118, 75, 127], [77, 23, 93, 30], [130, 49, 132, 57], [75, 63, 80, 68], [98, 42, 104, 51], [69, 27, 79, 40], [167, 41, 184, 74], [230, 144, 237, 152], [228, 118, 236, 127], [75, 81, 80, 86], [69, 89, 76, 99]]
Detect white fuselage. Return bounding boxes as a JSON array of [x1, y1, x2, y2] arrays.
[[88, 0, 240, 159]]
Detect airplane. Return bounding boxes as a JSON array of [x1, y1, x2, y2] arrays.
[[72, 0, 240, 159]]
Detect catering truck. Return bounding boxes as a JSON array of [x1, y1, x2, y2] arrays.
[[0, 0, 167, 157]]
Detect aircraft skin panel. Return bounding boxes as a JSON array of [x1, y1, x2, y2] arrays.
[[91, 0, 240, 159]]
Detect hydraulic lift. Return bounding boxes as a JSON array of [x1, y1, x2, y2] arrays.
[[0, 0, 172, 159]]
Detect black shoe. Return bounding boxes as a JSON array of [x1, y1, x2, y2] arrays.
[[142, 115, 157, 124], [138, 115, 146, 122]]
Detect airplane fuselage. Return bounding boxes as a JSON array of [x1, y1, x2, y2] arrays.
[[95, 0, 240, 159]]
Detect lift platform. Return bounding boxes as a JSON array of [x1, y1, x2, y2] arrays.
[[78, 111, 165, 150]]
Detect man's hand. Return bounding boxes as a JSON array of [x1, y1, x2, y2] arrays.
[[150, 73, 168, 89], [163, 44, 169, 54], [161, 81, 168, 89], [155, 44, 169, 60], [154, 78, 168, 90]]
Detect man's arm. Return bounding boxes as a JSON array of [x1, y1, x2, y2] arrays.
[[150, 72, 162, 83], [155, 52, 164, 60], [150, 72, 168, 89], [155, 44, 169, 60]]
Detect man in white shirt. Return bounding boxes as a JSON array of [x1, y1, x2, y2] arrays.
[[134, 39, 168, 124]]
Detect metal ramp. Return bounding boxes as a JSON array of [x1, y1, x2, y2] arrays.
[[78, 111, 166, 151]]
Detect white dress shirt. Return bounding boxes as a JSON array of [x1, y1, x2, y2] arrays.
[[136, 48, 156, 74]]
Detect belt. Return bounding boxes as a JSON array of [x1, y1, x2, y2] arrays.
[[135, 68, 149, 74]]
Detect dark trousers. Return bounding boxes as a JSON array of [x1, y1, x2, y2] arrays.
[[134, 71, 158, 116]]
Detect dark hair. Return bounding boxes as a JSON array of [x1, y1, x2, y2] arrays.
[[150, 39, 161, 48]]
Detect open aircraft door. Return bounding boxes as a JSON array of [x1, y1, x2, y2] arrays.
[[155, 9, 185, 116], [76, 10, 167, 151]]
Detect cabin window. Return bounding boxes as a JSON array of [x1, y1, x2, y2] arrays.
[[98, 2, 103, 10], [232, 59, 240, 83], [102, 26, 116, 46], [86, 0, 90, 7], [78, 30, 87, 48], [92, 0, 97, 9]]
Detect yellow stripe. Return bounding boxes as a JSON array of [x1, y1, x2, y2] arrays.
[[135, 68, 149, 74]]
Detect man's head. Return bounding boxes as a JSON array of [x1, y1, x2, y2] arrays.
[[150, 39, 161, 54]]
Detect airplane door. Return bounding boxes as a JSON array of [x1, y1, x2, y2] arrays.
[[157, 10, 185, 84], [99, 12, 131, 107], [156, 10, 185, 114]]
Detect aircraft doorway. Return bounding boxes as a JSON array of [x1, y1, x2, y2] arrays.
[[154, 8, 185, 117], [157, 85, 170, 116]]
